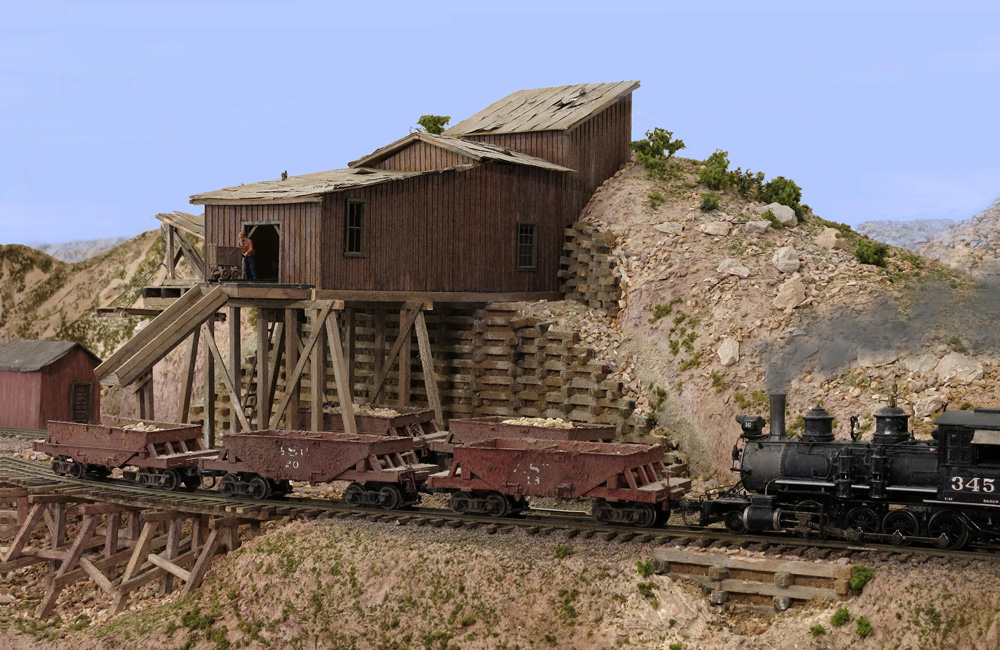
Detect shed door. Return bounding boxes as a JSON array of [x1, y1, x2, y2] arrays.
[[69, 382, 93, 423]]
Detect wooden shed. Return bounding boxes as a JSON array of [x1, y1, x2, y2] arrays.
[[0, 339, 102, 430], [190, 81, 638, 297]]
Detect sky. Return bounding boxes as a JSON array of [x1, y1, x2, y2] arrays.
[[1, 0, 999, 244]]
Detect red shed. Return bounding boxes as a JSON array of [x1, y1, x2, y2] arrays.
[[0, 339, 102, 430]]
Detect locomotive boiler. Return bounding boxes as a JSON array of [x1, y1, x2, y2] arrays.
[[689, 393, 1000, 550]]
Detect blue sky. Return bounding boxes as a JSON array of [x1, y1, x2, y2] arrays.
[[2, 1, 999, 244]]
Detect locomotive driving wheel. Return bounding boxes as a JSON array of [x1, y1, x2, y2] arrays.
[[927, 511, 970, 550], [724, 510, 748, 534], [845, 506, 882, 535], [882, 510, 921, 545]]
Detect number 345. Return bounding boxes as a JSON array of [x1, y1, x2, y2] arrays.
[[951, 476, 996, 492]]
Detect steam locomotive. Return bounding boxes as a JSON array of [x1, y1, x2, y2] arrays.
[[688, 393, 1000, 550]]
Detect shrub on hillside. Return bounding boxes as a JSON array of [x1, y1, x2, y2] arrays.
[[729, 167, 765, 198], [761, 209, 783, 230], [631, 128, 686, 179], [760, 176, 803, 215], [417, 114, 451, 134], [699, 149, 730, 190], [700, 193, 720, 212], [855, 239, 888, 267]]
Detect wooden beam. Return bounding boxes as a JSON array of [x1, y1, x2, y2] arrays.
[[311, 289, 562, 304], [255, 310, 269, 429], [229, 307, 241, 435], [284, 309, 299, 427], [36, 514, 100, 617], [310, 308, 327, 431], [266, 322, 285, 421], [160, 516, 184, 595], [204, 316, 216, 448], [201, 323, 252, 432], [414, 312, 444, 429], [147, 553, 192, 583], [324, 312, 356, 435], [399, 317, 411, 406], [105, 511, 120, 559], [270, 302, 334, 429], [177, 330, 199, 424], [183, 528, 224, 593], [345, 307, 356, 396], [111, 520, 158, 614], [78, 556, 115, 596], [373, 309, 385, 404], [4, 502, 46, 562], [173, 228, 205, 281], [166, 225, 176, 280], [369, 303, 421, 404]]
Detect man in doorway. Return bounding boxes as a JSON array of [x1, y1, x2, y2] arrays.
[[238, 231, 257, 280]]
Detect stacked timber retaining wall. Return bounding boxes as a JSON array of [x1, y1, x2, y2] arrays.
[[558, 222, 620, 313]]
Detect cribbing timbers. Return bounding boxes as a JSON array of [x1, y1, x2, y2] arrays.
[[414, 311, 443, 428], [325, 311, 357, 435], [270, 301, 335, 429], [201, 321, 252, 432]]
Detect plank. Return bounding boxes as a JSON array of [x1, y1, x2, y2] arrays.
[[201, 322, 252, 431], [177, 330, 199, 423], [414, 311, 443, 428], [270, 301, 335, 428], [654, 548, 852, 580], [310, 308, 327, 431], [324, 312, 356, 435], [283, 308, 300, 427], [229, 306, 241, 435], [368, 302, 421, 403]]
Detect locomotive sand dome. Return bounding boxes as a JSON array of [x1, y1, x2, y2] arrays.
[[688, 393, 1000, 550]]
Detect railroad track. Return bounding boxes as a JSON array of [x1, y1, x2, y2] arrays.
[[2, 457, 998, 565]]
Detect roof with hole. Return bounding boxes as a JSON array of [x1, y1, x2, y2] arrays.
[[348, 133, 574, 172], [0, 339, 101, 372], [444, 81, 640, 136]]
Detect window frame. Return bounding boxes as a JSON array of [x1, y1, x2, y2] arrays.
[[515, 222, 537, 271], [344, 199, 366, 257]]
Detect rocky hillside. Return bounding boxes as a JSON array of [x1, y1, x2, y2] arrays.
[[855, 218, 956, 250], [30, 237, 132, 263], [0, 232, 162, 358], [917, 197, 1000, 281]]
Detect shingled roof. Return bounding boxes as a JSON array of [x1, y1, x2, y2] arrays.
[[348, 133, 574, 172], [445, 81, 640, 136], [0, 339, 101, 373]]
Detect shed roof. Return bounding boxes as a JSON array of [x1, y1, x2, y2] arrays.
[[348, 133, 574, 172], [445, 81, 640, 136], [155, 211, 205, 239], [0, 339, 101, 373]]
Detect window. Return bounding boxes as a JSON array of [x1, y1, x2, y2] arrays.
[[344, 200, 365, 256], [516, 223, 537, 270]]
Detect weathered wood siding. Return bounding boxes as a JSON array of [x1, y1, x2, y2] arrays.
[[39, 350, 100, 426], [463, 131, 569, 168], [374, 141, 469, 171], [320, 163, 571, 292], [0, 370, 41, 429], [205, 203, 322, 284]]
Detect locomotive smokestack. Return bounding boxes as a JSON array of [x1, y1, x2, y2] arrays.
[[769, 393, 787, 438]]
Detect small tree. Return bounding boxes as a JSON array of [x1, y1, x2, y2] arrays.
[[729, 167, 765, 198], [631, 128, 686, 179], [417, 114, 451, 135], [855, 239, 888, 267], [760, 176, 803, 214], [699, 149, 730, 190]]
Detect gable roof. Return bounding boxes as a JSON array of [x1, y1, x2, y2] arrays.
[[0, 339, 101, 373], [445, 81, 640, 136], [348, 133, 574, 172]]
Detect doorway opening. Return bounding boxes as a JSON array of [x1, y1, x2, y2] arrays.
[[245, 224, 280, 282]]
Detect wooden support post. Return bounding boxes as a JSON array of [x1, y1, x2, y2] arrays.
[[271, 302, 335, 429], [160, 516, 184, 595], [284, 309, 299, 428], [105, 512, 120, 559], [229, 306, 241, 435], [310, 308, 327, 431], [398, 309, 411, 406], [178, 330, 199, 424], [5, 502, 47, 562], [369, 303, 420, 404], [126, 511, 141, 545], [202, 323, 252, 432], [345, 307, 356, 398], [374, 310, 386, 404], [112, 520, 159, 614], [204, 315, 216, 448], [192, 515, 207, 553], [166, 225, 176, 280], [325, 312, 356, 435], [266, 320, 285, 425], [414, 312, 444, 429], [256, 309, 270, 429], [49, 502, 66, 571], [183, 528, 224, 594], [17, 495, 28, 524], [37, 514, 100, 618]]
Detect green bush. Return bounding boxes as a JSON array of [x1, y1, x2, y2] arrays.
[[636, 559, 656, 577], [648, 191, 666, 209], [809, 624, 826, 636], [700, 193, 720, 212], [831, 607, 851, 627], [417, 114, 450, 134], [855, 239, 889, 267], [856, 616, 873, 637], [849, 565, 875, 595], [761, 209, 783, 230], [699, 149, 730, 190], [760, 176, 803, 214], [631, 128, 686, 179], [729, 167, 765, 198]]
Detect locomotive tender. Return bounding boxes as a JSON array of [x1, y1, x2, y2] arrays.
[[691, 393, 1000, 550]]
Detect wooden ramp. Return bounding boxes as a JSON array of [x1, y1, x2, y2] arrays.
[[96, 286, 228, 387]]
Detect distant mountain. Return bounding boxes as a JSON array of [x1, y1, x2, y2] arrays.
[[918, 197, 1000, 281], [855, 218, 957, 250], [29, 236, 131, 263]]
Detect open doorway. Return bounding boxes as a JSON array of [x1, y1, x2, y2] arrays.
[[245, 223, 280, 282]]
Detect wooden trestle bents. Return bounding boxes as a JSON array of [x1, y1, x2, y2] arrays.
[[0, 484, 258, 619]]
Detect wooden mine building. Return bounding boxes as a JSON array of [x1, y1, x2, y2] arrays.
[[100, 81, 640, 441], [0, 339, 101, 430]]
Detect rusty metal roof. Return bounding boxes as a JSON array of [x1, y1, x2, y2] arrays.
[[0, 339, 101, 373], [348, 133, 574, 172], [445, 81, 640, 136], [190, 166, 473, 205]]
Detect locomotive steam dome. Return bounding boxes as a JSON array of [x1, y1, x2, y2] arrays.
[[873, 405, 910, 444], [801, 405, 835, 442]]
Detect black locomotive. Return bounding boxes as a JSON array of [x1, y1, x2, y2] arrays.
[[688, 393, 1000, 550]]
